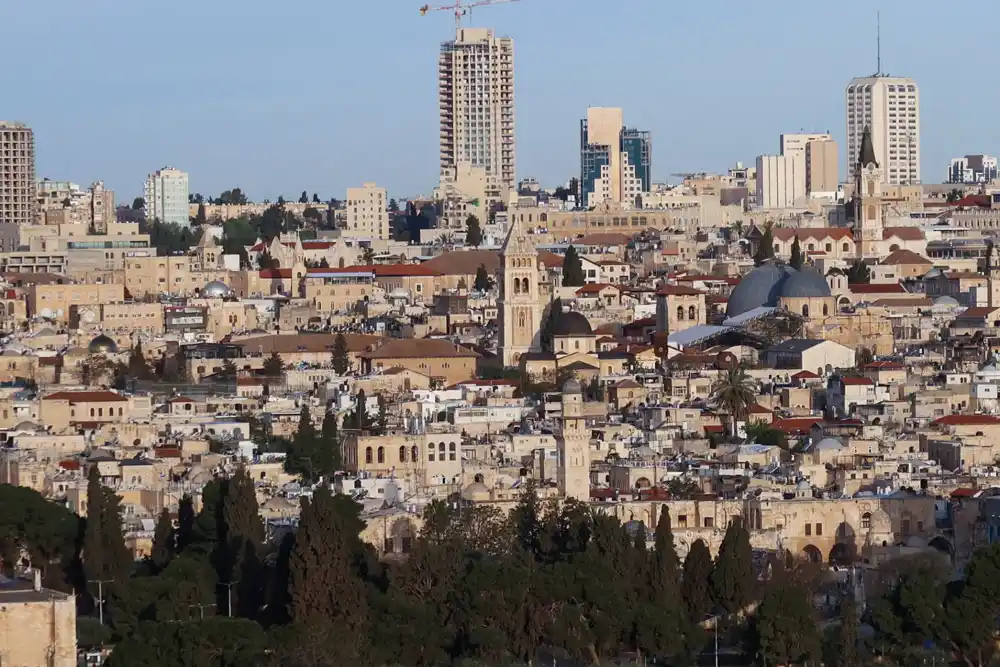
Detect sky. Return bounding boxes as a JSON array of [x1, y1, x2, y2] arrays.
[[1, 0, 997, 202]]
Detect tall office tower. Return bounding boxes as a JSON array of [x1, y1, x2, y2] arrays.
[[580, 107, 651, 208], [0, 121, 36, 225], [948, 155, 999, 184], [438, 28, 515, 197], [846, 76, 920, 185], [804, 140, 839, 194], [344, 182, 389, 240], [143, 167, 190, 227]]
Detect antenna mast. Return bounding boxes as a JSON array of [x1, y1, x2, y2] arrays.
[[876, 11, 881, 76]]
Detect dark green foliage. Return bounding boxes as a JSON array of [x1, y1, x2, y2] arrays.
[[320, 407, 342, 476], [561, 245, 585, 286], [682, 538, 714, 622], [142, 219, 202, 257], [637, 508, 686, 662], [826, 593, 859, 667], [331, 333, 350, 375], [474, 264, 492, 292], [465, 214, 483, 247], [847, 260, 871, 284], [194, 203, 207, 225], [342, 389, 369, 432], [789, 235, 803, 270], [220, 467, 264, 618], [711, 516, 754, 615], [175, 494, 195, 554], [0, 484, 80, 588], [83, 466, 132, 584], [127, 342, 152, 380], [104, 618, 269, 667], [285, 404, 318, 481], [750, 578, 821, 666], [856, 346, 875, 367], [753, 224, 775, 266], [262, 351, 283, 378], [149, 508, 174, 573], [539, 297, 563, 353]]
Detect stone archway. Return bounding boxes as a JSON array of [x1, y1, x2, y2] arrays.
[[634, 477, 651, 490], [829, 542, 856, 566], [929, 536, 954, 556], [802, 544, 823, 563]]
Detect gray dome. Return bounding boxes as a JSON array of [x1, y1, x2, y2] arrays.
[[780, 268, 832, 299], [203, 280, 230, 298], [813, 437, 844, 451], [562, 378, 583, 394], [934, 295, 960, 306], [726, 263, 831, 318], [552, 311, 593, 337], [88, 334, 118, 354]]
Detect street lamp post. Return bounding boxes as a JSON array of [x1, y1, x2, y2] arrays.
[[188, 603, 216, 620], [218, 581, 239, 618], [87, 579, 114, 626]]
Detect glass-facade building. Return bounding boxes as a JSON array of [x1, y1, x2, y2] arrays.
[[579, 119, 651, 208]]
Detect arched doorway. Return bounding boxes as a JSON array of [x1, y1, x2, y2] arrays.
[[829, 542, 856, 566], [634, 477, 651, 490], [802, 545, 823, 563], [929, 536, 954, 557]]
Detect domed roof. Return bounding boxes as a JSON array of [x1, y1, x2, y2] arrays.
[[933, 295, 960, 307], [88, 334, 118, 354], [203, 280, 230, 298], [725, 263, 831, 318], [551, 311, 593, 337], [461, 481, 491, 502], [13, 421, 41, 432], [780, 268, 833, 299], [562, 378, 583, 394], [813, 437, 844, 451]]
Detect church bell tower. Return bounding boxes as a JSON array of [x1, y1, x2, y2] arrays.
[[498, 217, 543, 367], [854, 126, 884, 259]]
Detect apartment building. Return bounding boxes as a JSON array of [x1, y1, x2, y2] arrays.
[[344, 182, 389, 240], [0, 121, 36, 226], [805, 139, 839, 194], [36, 180, 115, 230], [756, 154, 805, 209], [438, 27, 515, 196], [580, 107, 652, 208], [846, 76, 920, 184], [948, 154, 998, 184], [143, 167, 190, 226]]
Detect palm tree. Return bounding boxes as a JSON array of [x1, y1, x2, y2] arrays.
[[710, 365, 757, 439]]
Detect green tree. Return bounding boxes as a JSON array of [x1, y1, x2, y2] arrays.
[[298, 191, 309, 204], [83, 466, 133, 622], [262, 352, 283, 379], [149, 508, 174, 573], [637, 508, 685, 661], [711, 516, 754, 615], [388, 198, 399, 213], [218, 359, 238, 379], [331, 333, 350, 375], [465, 214, 483, 247], [682, 538, 714, 623], [194, 203, 207, 225], [132, 197, 144, 211], [710, 365, 757, 438], [751, 579, 820, 666], [287, 404, 318, 481], [127, 342, 153, 381], [847, 261, 871, 284], [827, 593, 859, 667], [362, 247, 375, 265], [302, 206, 321, 222], [473, 264, 492, 292], [286, 486, 369, 662], [174, 494, 195, 554], [562, 245, 585, 286], [320, 407, 342, 476], [753, 223, 775, 266], [221, 466, 264, 618], [789, 235, 803, 270], [257, 249, 278, 271]]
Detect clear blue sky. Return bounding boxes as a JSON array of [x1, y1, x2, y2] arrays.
[[1, 0, 995, 202]]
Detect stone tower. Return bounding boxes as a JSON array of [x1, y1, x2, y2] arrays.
[[854, 126, 884, 259], [498, 216, 543, 367], [987, 241, 1000, 309], [557, 379, 590, 501]]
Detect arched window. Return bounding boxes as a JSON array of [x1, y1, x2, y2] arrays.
[[513, 279, 521, 294], [399, 446, 407, 463], [365, 447, 373, 464], [676, 306, 684, 321], [842, 243, 849, 252], [802, 304, 810, 317], [449, 442, 457, 461], [521, 278, 529, 293], [861, 512, 872, 529], [822, 304, 829, 316], [867, 180, 875, 196], [377, 447, 385, 464], [90, 408, 95, 417], [867, 205, 876, 221], [411, 445, 419, 462], [688, 305, 696, 320], [574, 340, 580, 350]]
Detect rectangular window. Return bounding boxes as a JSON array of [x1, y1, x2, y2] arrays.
[[805, 524, 812, 536]]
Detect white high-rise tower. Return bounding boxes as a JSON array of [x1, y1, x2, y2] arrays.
[[846, 76, 920, 185], [438, 27, 515, 197]]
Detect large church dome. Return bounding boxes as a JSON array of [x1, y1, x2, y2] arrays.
[[551, 311, 593, 337], [725, 263, 832, 318]]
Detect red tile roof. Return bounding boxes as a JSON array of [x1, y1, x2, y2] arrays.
[[932, 414, 1000, 426], [849, 282, 906, 294], [839, 376, 874, 386], [959, 307, 999, 318], [45, 390, 127, 403], [770, 417, 824, 434], [881, 248, 931, 265], [657, 284, 705, 296], [537, 250, 564, 269], [576, 283, 617, 295], [259, 268, 292, 279], [773, 228, 853, 242], [951, 195, 990, 208], [372, 264, 441, 278], [882, 227, 926, 241], [792, 370, 821, 379], [951, 488, 979, 498], [301, 241, 334, 250]]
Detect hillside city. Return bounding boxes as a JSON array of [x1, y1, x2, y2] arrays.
[[6, 7, 1000, 667]]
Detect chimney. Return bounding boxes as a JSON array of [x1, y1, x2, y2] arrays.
[[33, 568, 41, 592]]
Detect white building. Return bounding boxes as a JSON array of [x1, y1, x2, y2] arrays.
[[755, 154, 805, 209], [948, 155, 998, 184], [344, 182, 388, 240], [438, 27, 515, 198], [143, 167, 190, 227], [779, 132, 832, 160], [846, 76, 920, 185]]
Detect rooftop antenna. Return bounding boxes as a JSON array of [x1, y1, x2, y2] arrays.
[[876, 11, 882, 76]]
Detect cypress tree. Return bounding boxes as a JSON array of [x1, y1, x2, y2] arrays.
[[465, 214, 483, 248], [83, 466, 133, 621], [319, 407, 341, 477], [562, 245, 585, 286], [222, 466, 264, 618], [175, 494, 195, 553], [331, 333, 350, 375], [754, 225, 776, 266], [753, 579, 820, 666], [638, 508, 685, 661], [831, 592, 859, 667], [474, 264, 492, 292], [682, 538, 714, 622], [711, 516, 754, 615], [127, 341, 152, 380], [287, 486, 368, 661], [150, 507, 175, 573], [789, 236, 803, 270], [288, 404, 317, 481]]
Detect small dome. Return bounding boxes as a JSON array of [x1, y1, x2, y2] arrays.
[[203, 280, 230, 298], [461, 481, 491, 502], [813, 437, 844, 451], [562, 378, 583, 394], [726, 263, 797, 317], [88, 334, 118, 354], [13, 421, 41, 432], [779, 268, 833, 300], [551, 311, 593, 337], [933, 295, 959, 307]]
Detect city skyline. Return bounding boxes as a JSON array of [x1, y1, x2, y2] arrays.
[[1, 0, 997, 200]]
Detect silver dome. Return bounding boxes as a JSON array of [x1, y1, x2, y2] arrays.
[[562, 378, 583, 394], [725, 263, 831, 318], [203, 280, 230, 298]]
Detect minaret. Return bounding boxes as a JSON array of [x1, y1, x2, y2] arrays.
[[498, 216, 543, 367], [556, 379, 590, 501], [987, 242, 1000, 309], [854, 126, 884, 259]]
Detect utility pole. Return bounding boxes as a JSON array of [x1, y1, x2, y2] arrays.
[[87, 579, 114, 626], [188, 603, 216, 620], [218, 581, 239, 618]]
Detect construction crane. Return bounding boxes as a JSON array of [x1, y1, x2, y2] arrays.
[[419, 0, 520, 30]]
